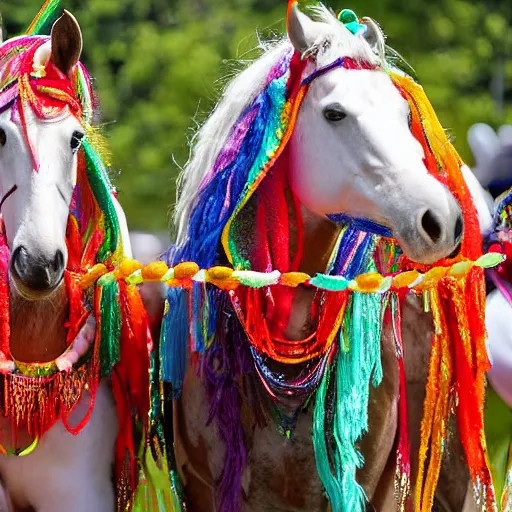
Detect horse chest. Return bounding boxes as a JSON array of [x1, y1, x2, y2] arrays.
[[245, 411, 329, 511], [0, 381, 117, 512]]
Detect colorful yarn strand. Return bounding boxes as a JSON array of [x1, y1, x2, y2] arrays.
[[313, 292, 384, 512], [25, 0, 60, 36]]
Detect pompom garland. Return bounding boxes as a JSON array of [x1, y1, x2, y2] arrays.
[[79, 252, 503, 294]]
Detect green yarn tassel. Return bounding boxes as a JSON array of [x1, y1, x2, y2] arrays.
[[132, 441, 185, 512], [83, 140, 120, 262], [26, 0, 60, 36], [98, 279, 121, 377], [313, 292, 384, 511], [137, 349, 186, 511]]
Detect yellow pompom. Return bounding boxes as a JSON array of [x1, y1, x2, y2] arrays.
[[206, 266, 234, 280], [280, 272, 310, 287], [354, 272, 383, 292], [142, 261, 169, 281], [392, 270, 421, 289], [206, 266, 238, 290], [174, 262, 200, 280], [80, 264, 108, 289], [421, 267, 448, 288], [119, 259, 143, 277]]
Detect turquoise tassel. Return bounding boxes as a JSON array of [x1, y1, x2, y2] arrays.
[[313, 292, 384, 511]]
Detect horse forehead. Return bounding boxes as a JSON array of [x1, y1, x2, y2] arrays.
[[313, 68, 404, 111]]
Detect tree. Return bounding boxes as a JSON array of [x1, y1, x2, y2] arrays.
[[2, 0, 511, 231]]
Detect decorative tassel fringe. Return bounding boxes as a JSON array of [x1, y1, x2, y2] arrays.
[[415, 272, 496, 511], [0, 232, 11, 367], [160, 287, 190, 398], [313, 292, 383, 512], [3, 365, 90, 439], [203, 293, 250, 512], [390, 295, 412, 512], [97, 277, 122, 378]]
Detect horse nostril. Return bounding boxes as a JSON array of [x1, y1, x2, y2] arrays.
[[454, 215, 463, 243], [448, 242, 462, 259], [420, 210, 442, 244], [11, 246, 28, 277], [53, 250, 65, 272]]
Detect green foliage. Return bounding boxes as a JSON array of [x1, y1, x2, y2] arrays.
[[2, 0, 511, 231]]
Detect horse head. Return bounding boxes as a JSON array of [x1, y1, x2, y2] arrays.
[[0, 12, 84, 298], [287, 4, 463, 265]]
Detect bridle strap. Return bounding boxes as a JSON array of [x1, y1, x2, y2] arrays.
[[301, 57, 348, 86], [0, 185, 17, 213]]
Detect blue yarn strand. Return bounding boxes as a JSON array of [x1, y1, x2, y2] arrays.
[[160, 287, 190, 398]]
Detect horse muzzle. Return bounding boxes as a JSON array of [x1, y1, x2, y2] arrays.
[[10, 246, 65, 298]]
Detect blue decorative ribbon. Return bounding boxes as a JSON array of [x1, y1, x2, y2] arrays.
[[327, 213, 393, 238]]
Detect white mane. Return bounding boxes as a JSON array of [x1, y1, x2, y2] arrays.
[[173, 5, 383, 246]]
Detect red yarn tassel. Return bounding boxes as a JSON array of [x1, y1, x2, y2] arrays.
[[391, 295, 412, 512], [112, 281, 152, 508], [0, 232, 11, 364], [64, 270, 88, 345], [66, 216, 83, 272], [441, 273, 495, 507]]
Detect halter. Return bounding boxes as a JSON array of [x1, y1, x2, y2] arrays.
[[301, 56, 395, 239]]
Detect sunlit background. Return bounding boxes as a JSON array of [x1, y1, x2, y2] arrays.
[[3, 0, 512, 493], [3, 0, 511, 232]]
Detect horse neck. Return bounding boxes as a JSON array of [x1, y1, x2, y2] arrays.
[[297, 206, 340, 275], [9, 284, 68, 363], [284, 206, 340, 341]]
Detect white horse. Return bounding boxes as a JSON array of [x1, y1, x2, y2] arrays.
[[0, 12, 132, 511], [171, 5, 477, 511]]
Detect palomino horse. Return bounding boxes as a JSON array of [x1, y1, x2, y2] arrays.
[[167, 4, 483, 511], [0, 11, 134, 511]]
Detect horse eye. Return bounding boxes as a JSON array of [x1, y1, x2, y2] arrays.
[[323, 105, 347, 122], [70, 131, 84, 153], [0, 128, 6, 147]]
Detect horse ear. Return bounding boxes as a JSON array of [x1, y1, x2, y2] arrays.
[[50, 10, 83, 77], [361, 17, 385, 60], [287, 3, 324, 55]]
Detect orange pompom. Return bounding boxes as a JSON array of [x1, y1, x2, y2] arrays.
[[142, 261, 169, 281], [420, 267, 448, 288], [206, 266, 239, 290], [119, 259, 143, 277], [392, 270, 421, 289], [173, 262, 200, 280], [80, 263, 108, 289], [354, 272, 383, 292], [280, 272, 310, 287]]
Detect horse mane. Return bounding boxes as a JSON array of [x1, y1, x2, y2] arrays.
[[173, 4, 382, 250]]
